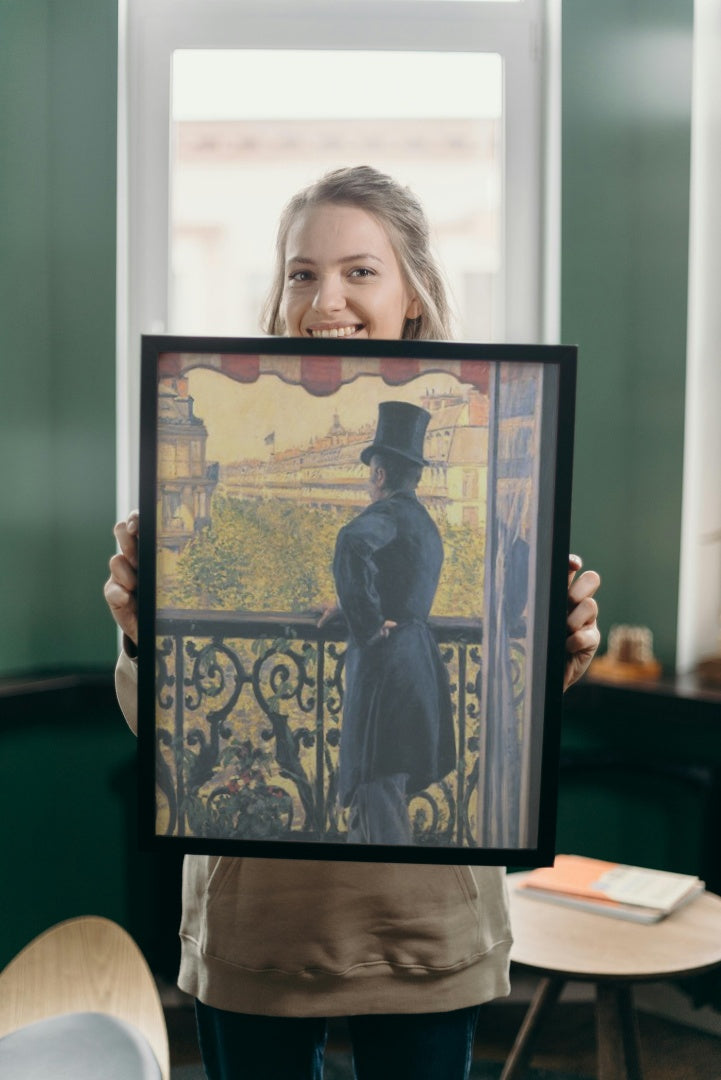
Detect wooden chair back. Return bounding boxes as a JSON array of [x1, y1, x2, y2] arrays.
[[0, 916, 169, 1080]]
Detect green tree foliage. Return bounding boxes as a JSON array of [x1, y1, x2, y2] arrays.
[[170, 493, 484, 617], [435, 523, 485, 617], [173, 495, 352, 612]]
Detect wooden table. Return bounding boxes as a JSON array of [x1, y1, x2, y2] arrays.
[[503, 873, 721, 1080]]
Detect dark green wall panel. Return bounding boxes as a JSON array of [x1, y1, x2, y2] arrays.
[[562, 0, 693, 669], [1, 707, 132, 967], [0, 3, 54, 671], [0, 0, 118, 675], [0, 682, 183, 975], [46, 2, 119, 667]]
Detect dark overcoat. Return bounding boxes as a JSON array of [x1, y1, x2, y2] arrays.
[[333, 491, 455, 804]]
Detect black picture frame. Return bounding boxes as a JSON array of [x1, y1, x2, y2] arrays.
[[138, 335, 576, 866]]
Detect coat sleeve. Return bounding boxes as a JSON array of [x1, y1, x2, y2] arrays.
[[332, 507, 396, 646], [115, 648, 139, 736]]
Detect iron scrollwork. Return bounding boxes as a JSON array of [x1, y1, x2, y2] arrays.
[[153, 612, 526, 847]]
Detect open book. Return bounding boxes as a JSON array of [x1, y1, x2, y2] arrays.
[[515, 854, 705, 923]]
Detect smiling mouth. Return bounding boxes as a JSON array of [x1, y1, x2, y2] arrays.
[[307, 324, 364, 339]]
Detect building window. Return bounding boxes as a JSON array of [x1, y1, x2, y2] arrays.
[[462, 468, 480, 500]]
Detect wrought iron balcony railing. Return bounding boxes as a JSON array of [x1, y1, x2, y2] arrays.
[[154, 610, 525, 848]]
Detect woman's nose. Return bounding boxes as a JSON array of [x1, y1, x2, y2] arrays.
[[312, 274, 345, 314]]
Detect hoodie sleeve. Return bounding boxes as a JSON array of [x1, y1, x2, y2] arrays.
[[115, 648, 139, 736]]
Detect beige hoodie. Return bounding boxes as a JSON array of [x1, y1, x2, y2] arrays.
[[116, 650, 512, 1016]]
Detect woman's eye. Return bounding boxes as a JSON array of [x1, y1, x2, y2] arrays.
[[349, 267, 375, 279], [288, 269, 313, 283]]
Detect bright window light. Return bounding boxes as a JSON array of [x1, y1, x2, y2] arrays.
[[170, 50, 503, 341]]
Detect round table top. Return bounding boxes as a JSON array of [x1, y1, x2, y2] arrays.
[[508, 871, 721, 981]]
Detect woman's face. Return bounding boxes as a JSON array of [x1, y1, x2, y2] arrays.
[[280, 203, 421, 340]]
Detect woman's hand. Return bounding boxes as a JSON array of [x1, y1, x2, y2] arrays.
[[564, 554, 601, 691], [317, 602, 341, 628], [104, 510, 139, 647]]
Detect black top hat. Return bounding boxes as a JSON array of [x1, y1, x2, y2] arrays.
[[360, 401, 430, 467]]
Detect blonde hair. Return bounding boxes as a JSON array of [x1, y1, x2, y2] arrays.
[[262, 165, 453, 341]]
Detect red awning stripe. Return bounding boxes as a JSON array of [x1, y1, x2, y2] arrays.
[[220, 354, 261, 382], [300, 355, 343, 396], [379, 356, 420, 385], [158, 351, 495, 394], [460, 360, 490, 393]]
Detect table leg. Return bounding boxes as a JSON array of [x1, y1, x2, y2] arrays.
[[500, 976, 565, 1080], [596, 982, 643, 1080]]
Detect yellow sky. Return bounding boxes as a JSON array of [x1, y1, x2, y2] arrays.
[[187, 368, 469, 464]]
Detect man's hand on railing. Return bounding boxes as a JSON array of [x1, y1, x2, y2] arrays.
[[317, 602, 341, 628]]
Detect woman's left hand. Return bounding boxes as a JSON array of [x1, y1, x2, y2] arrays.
[[564, 554, 601, 691]]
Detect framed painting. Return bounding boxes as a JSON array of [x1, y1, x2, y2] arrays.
[[137, 336, 576, 865]]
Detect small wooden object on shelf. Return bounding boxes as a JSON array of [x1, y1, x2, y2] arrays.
[[591, 624, 662, 683], [696, 653, 721, 689]]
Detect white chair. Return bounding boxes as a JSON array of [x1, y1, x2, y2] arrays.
[[0, 915, 170, 1079]]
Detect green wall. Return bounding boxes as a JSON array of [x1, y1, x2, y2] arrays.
[[1, 687, 133, 966], [0, 0, 118, 675], [0, 682, 183, 975], [558, 682, 721, 885], [0, 0, 127, 971], [562, 0, 693, 669]]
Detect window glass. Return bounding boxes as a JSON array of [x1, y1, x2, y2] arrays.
[[170, 49, 503, 340]]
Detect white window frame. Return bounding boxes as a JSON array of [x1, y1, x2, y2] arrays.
[[117, 0, 559, 512], [676, 0, 721, 674]]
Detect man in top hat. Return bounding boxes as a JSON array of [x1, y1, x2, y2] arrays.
[[326, 400, 455, 845]]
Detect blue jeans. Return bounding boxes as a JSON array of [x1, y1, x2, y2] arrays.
[[195, 1000, 481, 1080]]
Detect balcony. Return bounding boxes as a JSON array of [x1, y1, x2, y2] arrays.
[[154, 610, 526, 849]]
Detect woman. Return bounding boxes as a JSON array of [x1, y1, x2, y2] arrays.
[[106, 166, 601, 1080]]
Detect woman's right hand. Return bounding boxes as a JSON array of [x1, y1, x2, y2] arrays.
[[104, 510, 139, 646]]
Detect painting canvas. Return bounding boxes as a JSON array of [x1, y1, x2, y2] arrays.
[[138, 336, 576, 865]]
